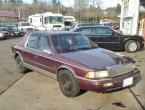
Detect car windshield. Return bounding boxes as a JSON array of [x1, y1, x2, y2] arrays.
[[69, 24, 77, 31], [21, 23, 32, 26], [110, 28, 122, 34], [52, 34, 97, 53], [48, 16, 64, 24], [0, 27, 8, 31], [64, 21, 73, 26], [12, 27, 20, 31]]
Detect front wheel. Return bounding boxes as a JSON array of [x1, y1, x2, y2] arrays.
[[125, 40, 140, 53], [58, 70, 80, 97]]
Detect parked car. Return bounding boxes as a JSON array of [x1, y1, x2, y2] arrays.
[[17, 22, 35, 32], [0, 27, 10, 39], [69, 23, 100, 31], [7, 26, 25, 37], [109, 23, 120, 30], [73, 26, 144, 53], [11, 31, 141, 97]]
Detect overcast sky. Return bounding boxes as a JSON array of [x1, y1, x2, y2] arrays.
[[24, 0, 122, 8]]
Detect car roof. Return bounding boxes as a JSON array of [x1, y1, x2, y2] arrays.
[[73, 25, 110, 31], [78, 25, 109, 28], [32, 30, 81, 36], [16, 31, 82, 47]]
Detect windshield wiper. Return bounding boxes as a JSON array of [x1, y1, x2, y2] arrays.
[[58, 48, 78, 53], [77, 47, 93, 50]]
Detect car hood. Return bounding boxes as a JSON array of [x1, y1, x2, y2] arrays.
[[18, 26, 34, 29], [61, 48, 131, 70]]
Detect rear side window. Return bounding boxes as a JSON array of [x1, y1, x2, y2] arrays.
[[77, 28, 95, 35], [95, 27, 113, 35], [37, 35, 51, 52], [26, 34, 39, 49]]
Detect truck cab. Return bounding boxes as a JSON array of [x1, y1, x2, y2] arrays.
[[18, 22, 35, 32]]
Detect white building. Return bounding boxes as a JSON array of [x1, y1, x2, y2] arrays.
[[120, 0, 145, 37]]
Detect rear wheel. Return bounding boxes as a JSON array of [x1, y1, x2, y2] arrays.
[[58, 70, 80, 97], [125, 40, 140, 53], [16, 56, 28, 73]]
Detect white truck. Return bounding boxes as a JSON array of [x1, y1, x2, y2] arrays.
[[17, 22, 35, 32], [29, 12, 65, 30], [64, 16, 75, 30]]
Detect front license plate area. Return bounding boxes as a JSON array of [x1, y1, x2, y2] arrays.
[[123, 77, 133, 87]]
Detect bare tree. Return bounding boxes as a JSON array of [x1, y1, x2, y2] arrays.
[[74, 0, 89, 21]]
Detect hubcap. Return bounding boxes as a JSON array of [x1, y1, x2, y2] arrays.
[[128, 42, 137, 52], [17, 59, 22, 70], [62, 75, 72, 91]]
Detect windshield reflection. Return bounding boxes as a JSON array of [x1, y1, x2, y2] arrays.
[[48, 17, 64, 24], [52, 34, 97, 53]]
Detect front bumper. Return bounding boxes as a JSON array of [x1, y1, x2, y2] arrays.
[[14, 32, 25, 37], [77, 69, 141, 93]]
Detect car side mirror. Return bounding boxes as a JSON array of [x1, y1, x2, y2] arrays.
[[112, 32, 116, 36], [43, 49, 52, 55], [119, 31, 122, 34]]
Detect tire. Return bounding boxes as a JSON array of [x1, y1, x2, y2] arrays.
[[16, 56, 28, 73], [58, 70, 80, 97], [11, 33, 14, 37], [125, 40, 140, 53]]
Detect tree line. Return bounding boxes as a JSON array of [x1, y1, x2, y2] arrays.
[[0, 0, 121, 23]]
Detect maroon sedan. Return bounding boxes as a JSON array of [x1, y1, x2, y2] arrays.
[[11, 31, 141, 97]]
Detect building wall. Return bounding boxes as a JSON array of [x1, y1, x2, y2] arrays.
[[120, 0, 140, 35], [0, 10, 18, 22]]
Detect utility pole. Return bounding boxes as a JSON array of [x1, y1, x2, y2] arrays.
[[17, 7, 21, 20], [57, 0, 60, 13], [92, 0, 95, 22]]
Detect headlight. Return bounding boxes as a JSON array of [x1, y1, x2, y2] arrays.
[[0, 33, 3, 37], [85, 71, 109, 79]]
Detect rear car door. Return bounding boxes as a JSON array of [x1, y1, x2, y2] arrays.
[[34, 34, 56, 73], [93, 27, 121, 50], [23, 32, 40, 67]]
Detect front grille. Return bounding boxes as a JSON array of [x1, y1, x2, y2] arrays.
[[4, 33, 9, 35], [53, 25, 61, 28], [107, 63, 135, 77], [27, 28, 33, 31]]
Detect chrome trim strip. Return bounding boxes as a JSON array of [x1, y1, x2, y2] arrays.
[[76, 76, 112, 82], [24, 32, 32, 47], [57, 65, 77, 76], [16, 51, 24, 62], [24, 62, 57, 79]]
